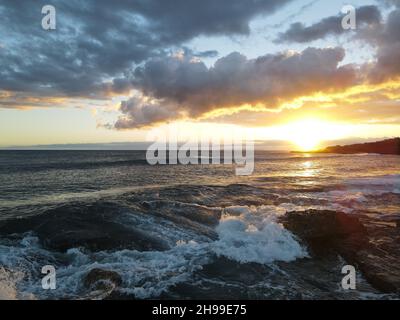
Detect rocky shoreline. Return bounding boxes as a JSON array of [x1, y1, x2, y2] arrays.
[[280, 210, 400, 294], [3, 206, 398, 298], [1, 179, 399, 299]]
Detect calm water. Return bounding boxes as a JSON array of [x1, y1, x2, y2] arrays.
[[0, 151, 399, 299]]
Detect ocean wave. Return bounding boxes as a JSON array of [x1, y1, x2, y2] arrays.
[[212, 206, 308, 264], [0, 235, 210, 299], [344, 174, 400, 194], [298, 175, 400, 213], [0, 159, 149, 174], [0, 204, 308, 299], [0, 184, 174, 211]]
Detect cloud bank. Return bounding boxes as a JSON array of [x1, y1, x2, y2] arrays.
[[0, 0, 399, 129], [116, 47, 357, 128], [276, 5, 381, 43], [0, 0, 292, 98]]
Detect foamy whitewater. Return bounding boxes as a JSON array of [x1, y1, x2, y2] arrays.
[[0, 151, 399, 299]]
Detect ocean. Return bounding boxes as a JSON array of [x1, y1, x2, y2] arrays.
[[0, 150, 399, 300]]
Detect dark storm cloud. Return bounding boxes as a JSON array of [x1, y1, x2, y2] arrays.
[[0, 0, 292, 99], [367, 9, 400, 82], [276, 5, 382, 43], [273, 3, 400, 88], [2, 0, 400, 129], [115, 47, 357, 128], [115, 96, 180, 129]]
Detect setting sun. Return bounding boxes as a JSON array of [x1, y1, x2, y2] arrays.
[[1, 0, 400, 302], [292, 135, 321, 151], [276, 119, 353, 151], [288, 119, 325, 150]]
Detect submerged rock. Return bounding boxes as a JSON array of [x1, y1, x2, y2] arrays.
[[281, 210, 400, 294], [83, 268, 122, 291], [0, 202, 169, 252]]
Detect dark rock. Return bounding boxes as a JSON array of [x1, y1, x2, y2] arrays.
[[281, 210, 400, 294], [350, 251, 400, 293], [0, 202, 169, 252], [280, 210, 367, 254], [349, 219, 400, 293], [104, 290, 136, 300], [135, 199, 220, 240], [199, 256, 268, 285], [84, 268, 122, 291]]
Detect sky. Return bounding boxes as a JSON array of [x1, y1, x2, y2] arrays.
[[0, 0, 399, 149]]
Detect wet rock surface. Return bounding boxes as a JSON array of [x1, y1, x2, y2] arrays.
[[0, 202, 169, 252], [280, 210, 367, 254], [280, 210, 400, 293], [167, 255, 381, 300], [281, 210, 366, 239], [353, 218, 400, 293], [84, 268, 122, 291]]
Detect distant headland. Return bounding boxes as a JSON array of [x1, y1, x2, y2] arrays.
[[293, 138, 400, 155]]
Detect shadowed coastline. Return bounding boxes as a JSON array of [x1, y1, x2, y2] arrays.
[[293, 138, 400, 155]]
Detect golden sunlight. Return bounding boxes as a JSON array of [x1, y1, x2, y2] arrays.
[[276, 119, 353, 151], [293, 135, 320, 151], [287, 119, 323, 150]]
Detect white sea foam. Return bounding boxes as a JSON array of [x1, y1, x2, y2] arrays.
[[0, 267, 19, 300], [0, 205, 309, 299], [212, 206, 308, 264], [0, 236, 51, 300], [58, 241, 211, 299], [0, 235, 211, 299]]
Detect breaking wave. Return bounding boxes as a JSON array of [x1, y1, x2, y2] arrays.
[[213, 206, 307, 264], [0, 204, 306, 299]]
